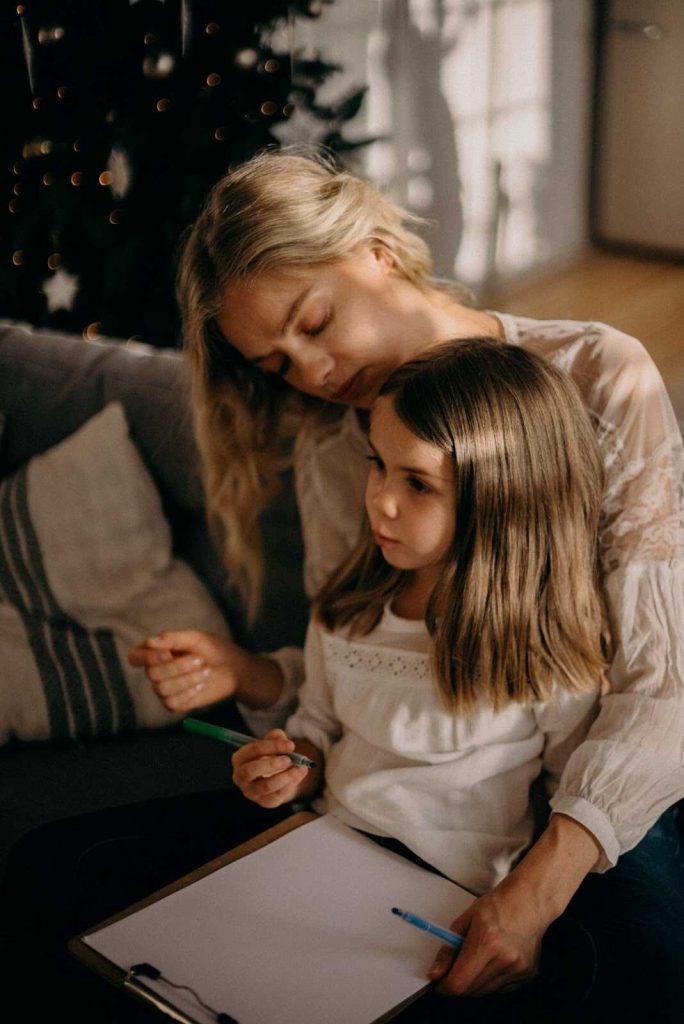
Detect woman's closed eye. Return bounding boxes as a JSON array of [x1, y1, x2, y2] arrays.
[[305, 313, 332, 337]]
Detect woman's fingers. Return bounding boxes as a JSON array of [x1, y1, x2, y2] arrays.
[[127, 644, 173, 667], [147, 653, 208, 684]]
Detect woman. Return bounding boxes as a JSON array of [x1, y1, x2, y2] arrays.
[[131, 149, 684, 1009]]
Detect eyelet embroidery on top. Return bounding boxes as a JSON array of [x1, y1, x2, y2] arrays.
[[321, 631, 431, 683]]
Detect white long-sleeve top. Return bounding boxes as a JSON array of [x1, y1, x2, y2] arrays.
[[242, 314, 684, 872], [286, 608, 600, 895]]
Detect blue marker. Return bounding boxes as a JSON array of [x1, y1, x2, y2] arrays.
[[391, 907, 464, 950]]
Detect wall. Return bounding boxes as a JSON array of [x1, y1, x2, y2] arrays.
[[279, 0, 593, 294]]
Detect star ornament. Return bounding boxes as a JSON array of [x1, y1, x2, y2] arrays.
[[42, 267, 79, 312]]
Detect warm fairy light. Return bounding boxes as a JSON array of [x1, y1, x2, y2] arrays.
[[73, 140, 82, 152], [84, 323, 102, 341], [214, 127, 226, 141], [40, 141, 52, 154], [144, 34, 156, 46], [264, 59, 279, 73], [206, 22, 220, 34], [206, 73, 221, 87], [57, 86, 70, 99], [71, 172, 83, 186], [260, 101, 277, 116], [48, 254, 61, 270], [235, 49, 258, 69], [12, 183, 21, 195], [12, 251, 24, 266], [13, 162, 21, 174], [156, 98, 171, 112], [17, 5, 25, 14], [283, 103, 294, 117], [99, 171, 113, 186], [38, 28, 65, 44], [9, 200, 20, 213], [109, 209, 122, 224], [42, 173, 54, 185], [32, 98, 41, 110]]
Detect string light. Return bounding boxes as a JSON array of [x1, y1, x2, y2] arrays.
[[144, 34, 156, 46], [235, 49, 258, 69], [109, 209, 122, 224], [156, 98, 171, 112], [16, 5, 25, 14], [98, 171, 113, 186], [13, 162, 21, 174], [57, 85, 70, 99], [260, 101, 277, 116], [83, 323, 102, 341], [12, 251, 24, 266], [264, 59, 279, 73], [32, 98, 41, 110], [214, 127, 226, 141], [205, 22, 220, 35], [71, 172, 83, 186], [206, 73, 221, 87], [40, 141, 52, 154], [73, 140, 82, 152], [42, 173, 55, 185], [283, 103, 294, 117], [9, 200, 20, 213], [47, 254, 61, 270], [38, 27, 66, 44], [12, 184, 21, 195]]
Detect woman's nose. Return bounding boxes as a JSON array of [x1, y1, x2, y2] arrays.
[[295, 348, 334, 390], [372, 484, 399, 519]]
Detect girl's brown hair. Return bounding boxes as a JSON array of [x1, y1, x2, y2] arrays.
[[316, 339, 607, 713], [176, 147, 469, 619]]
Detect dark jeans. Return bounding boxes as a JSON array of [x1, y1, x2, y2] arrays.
[[1, 790, 682, 1023]]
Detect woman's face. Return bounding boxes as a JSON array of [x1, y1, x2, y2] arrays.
[[216, 247, 436, 408]]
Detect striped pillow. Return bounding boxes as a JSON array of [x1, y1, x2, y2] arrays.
[[0, 401, 230, 742]]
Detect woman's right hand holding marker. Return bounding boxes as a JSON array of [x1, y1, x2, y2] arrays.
[[232, 729, 323, 808]]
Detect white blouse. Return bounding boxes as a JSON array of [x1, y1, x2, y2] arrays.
[[286, 608, 600, 895], [241, 314, 684, 873]]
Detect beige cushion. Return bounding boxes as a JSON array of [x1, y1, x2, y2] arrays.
[[0, 402, 230, 743]]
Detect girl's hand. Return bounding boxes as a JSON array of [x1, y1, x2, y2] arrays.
[[232, 729, 311, 808], [127, 630, 283, 714]]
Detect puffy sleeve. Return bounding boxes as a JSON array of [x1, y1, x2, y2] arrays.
[[548, 324, 684, 870], [285, 620, 342, 758], [239, 411, 368, 737]]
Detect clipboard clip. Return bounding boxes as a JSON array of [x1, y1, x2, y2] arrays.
[[125, 963, 238, 1024]]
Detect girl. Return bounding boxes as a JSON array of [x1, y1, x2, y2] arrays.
[[233, 338, 609, 1013]]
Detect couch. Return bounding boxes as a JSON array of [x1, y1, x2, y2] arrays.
[[0, 321, 309, 874]]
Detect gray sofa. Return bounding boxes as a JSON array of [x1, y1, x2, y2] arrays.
[[0, 322, 309, 874]]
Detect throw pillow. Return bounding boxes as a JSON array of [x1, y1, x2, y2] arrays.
[[0, 401, 230, 743]]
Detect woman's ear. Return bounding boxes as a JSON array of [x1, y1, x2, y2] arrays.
[[371, 244, 396, 273]]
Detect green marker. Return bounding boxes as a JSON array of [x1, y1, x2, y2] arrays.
[[183, 717, 316, 768]]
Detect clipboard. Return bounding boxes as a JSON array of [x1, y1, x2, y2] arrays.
[[69, 811, 475, 1024]]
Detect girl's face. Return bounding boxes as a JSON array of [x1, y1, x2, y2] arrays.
[[216, 248, 437, 409], [365, 397, 456, 580]]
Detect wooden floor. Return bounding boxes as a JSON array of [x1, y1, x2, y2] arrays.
[[483, 248, 684, 414]]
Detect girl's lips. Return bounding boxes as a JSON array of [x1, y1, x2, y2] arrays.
[[373, 531, 398, 547]]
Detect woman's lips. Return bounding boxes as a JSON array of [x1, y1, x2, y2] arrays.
[[332, 369, 366, 403], [373, 531, 398, 548]]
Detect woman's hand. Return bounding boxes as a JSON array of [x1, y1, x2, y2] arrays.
[[127, 630, 284, 713], [426, 881, 546, 996], [232, 729, 322, 808], [427, 814, 601, 997]]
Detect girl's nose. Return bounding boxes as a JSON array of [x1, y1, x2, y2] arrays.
[[373, 484, 399, 519]]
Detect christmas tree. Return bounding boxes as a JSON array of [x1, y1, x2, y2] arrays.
[[0, 1, 366, 347]]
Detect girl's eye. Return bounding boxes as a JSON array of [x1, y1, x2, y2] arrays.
[[408, 476, 430, 494], [366, 454, 384, 471]]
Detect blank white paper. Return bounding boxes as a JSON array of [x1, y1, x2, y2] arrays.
[[84, 815, 474, 1024]]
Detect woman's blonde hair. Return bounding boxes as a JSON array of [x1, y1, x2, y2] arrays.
[[177, 147, 468, 618], [316, 339, 607, 713]]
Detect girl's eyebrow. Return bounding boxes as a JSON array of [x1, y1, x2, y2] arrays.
[[367, 439, 446, 481], [247, 286, 313, 366]]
